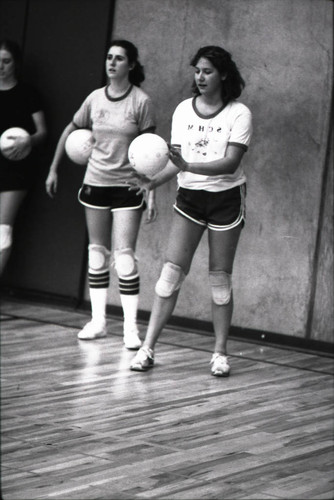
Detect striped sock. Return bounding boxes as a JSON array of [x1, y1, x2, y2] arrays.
[[88, 271, 110, 323], [119, 275, 140, 331]]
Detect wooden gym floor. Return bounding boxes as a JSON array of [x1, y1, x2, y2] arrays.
[[1, 297, 333, 500]]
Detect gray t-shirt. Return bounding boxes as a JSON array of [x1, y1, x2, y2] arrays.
[[73, 85, 156, 186]]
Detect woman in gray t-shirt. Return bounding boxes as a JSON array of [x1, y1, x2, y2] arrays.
[[46, 40, 156, 348]]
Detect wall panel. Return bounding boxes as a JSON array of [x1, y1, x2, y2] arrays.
[[310, 135, 334, 342], [0, 0, 27, 45], [107, 0, 333, 342]]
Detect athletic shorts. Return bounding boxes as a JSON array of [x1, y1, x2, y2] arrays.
[[174, 184, 246, 231], [0, 153, 38, 192], [78, 184, 145, 211]]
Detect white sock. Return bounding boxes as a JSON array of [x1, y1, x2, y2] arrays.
[[89, 288, 108, 324], [120, 294, 139, 332]]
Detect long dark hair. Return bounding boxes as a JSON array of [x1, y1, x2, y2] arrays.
[[108, 39, 145, 87], [191, 45, 245, 105], [0, 39, 22, 78]]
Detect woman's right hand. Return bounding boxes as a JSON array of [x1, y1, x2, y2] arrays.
[[45, 170, 58, 198], [127, 172, 153, 197], [2, 134, 32, 161]]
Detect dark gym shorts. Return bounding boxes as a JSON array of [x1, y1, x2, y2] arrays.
[[174, 184, 246, 231], [0, 151, 38, 192], [78, 184, 145, 211]]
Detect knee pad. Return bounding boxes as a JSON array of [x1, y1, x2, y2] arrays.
[[0, 225, 13, 252], [88, 244, 110, 273], [155, 262, 185, 298], [209, 271, 232, 305], [114, 248, 138, 278]]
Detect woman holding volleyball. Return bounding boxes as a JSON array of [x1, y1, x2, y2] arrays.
[[0, 39, 47, 275], [129, 45, 252, 376], [46, 40, 156, 349]]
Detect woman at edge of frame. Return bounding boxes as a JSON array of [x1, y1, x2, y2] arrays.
[[0, 39, 47, 276]]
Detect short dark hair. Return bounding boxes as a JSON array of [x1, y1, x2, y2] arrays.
[[108, 39, 145, 86], [0, 39, 22, 78], [190, 45, 245, 104]]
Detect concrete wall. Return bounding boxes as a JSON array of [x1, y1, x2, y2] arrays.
[[1, 0, 332, 344], [101, 0, 333, 341]]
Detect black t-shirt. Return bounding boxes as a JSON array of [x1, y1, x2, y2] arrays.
[[0, 82, 44, 189], [0, 82, 42, 135]]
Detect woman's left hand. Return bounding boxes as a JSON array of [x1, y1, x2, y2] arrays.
[[169, 144, 188, 171]]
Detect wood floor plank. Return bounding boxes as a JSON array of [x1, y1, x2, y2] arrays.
[[1, 297, 333, 499]]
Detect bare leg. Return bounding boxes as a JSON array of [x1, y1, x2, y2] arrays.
[[112, 208, 142, 251], [80, 206, 143, 341], [0, 190, 27, 275], [208, 224, 242, 354], [85, 206, 112, 248], [144, 212, 205, 350], [112, 208, 144, 347], [77, 207, 112, 337], [211, 295, 234, 354], [144, 292, 180, 350]]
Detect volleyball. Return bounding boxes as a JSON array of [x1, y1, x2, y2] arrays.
[[128, 133, 169, 178], [0, 127, 32, 160], [65, 129, 94, 165]]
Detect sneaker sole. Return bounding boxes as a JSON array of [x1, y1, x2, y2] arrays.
[[124, 342, 142, 350], [77, 332, 107, 340], [211, 370, 230, 377], [130, 362, 154, 372]]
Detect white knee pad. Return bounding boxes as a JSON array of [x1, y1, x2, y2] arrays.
[[155, 262, 185, 298], [209, 271, 232, 305], [0, 224, 13, 252], [114, 248, 138, 278], [88, 244, 110, 273]]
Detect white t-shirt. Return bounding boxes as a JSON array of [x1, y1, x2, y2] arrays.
[[73, 85, 156, 186], [171, 97, 252, 192]]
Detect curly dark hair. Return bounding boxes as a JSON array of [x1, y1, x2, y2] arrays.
[[0, 39, 22, 78], [190, 45, 245, 104], [108, 39, 145, 87]]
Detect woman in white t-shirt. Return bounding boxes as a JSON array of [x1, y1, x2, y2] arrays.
[[46, 40, 156, 348], [130, 45, 253, 376]]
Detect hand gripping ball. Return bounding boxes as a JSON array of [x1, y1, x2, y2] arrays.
[[65, 129, 94, 165], [0, 127, 32, 160], [128, 133, 169, 178]]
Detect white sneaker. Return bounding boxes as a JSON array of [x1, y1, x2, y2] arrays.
[[123, 326, 142, 350], [77, 320, 107, 340], [210, 353, 230, 377], [130, 346, 154, 371]]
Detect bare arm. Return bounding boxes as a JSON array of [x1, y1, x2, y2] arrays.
[[135, 128, 173, 222], [45, 122, 77, 197], [149, 160, 180, 189], [169, 144, 245, 176], [128, 159, 179, 192], [30, 110, 47, 147], [48, 122, 77, 175]]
